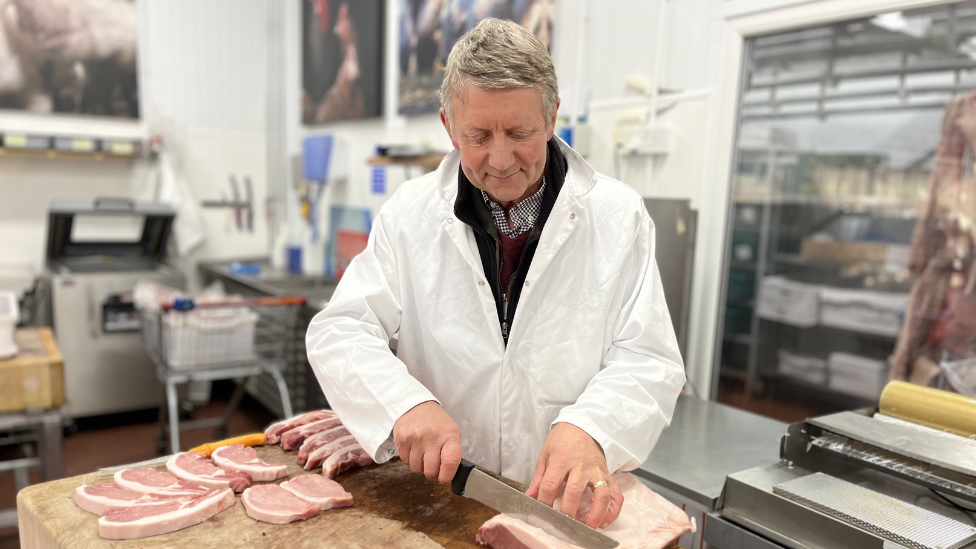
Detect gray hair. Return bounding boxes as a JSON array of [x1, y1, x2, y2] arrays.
[[440, 18, 558, 131]]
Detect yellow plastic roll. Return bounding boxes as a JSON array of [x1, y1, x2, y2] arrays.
[[879, 381, 976, 438]]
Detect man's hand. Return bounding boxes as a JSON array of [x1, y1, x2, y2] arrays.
[[525, 423, 624, 529], [393, 401, 463, 485]]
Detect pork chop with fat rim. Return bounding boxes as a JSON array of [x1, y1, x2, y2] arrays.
[[241, 484, 320, 524], [113, 468, 210, 497], [211, 444, 288, 481], [297, 425, 351, 465], [98, 488, 236, 540], [322, 443, 374, 479], [74, 483, 185, 515], [265, 410, 336, 444], [166, 452, 251, 492], [304, 434, 357, 470], [280, 416, 343, 451], [280, 474, 354, 511]]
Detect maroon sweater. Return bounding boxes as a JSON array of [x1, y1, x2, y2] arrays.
[[499, 230, 532, 289]]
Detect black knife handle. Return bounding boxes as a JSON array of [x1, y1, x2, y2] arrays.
[[451, 458, 475, 496]]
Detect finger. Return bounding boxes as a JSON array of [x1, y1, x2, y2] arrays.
[[394, 437, 411, 466], [584, 479, 612, 529], [422, 443, 441, 480], [601, 479, 625, 527], [408, 443, 425, 474], [537, 462, 570, 508], [525, 453, 549, 499], [558, 467, 585, 520], [437, 438, 463, 485]]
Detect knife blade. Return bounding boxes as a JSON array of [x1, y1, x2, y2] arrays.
[[452, 459, 619, 549]]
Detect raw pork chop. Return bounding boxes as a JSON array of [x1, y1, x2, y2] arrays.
[[322, 443, 374, 479], [476, 473, 695, 549], [114, 468, 210, 497], [98, 488, 236, 540], [211, 444, 288, 481], [304, 434, 358, 470], [74, 483, 183, 515], [297, 425, 351, 466], [241, 484, 320, 524], [265, 410, 336, 444], [281, 416, 344, 451], [166, 452, 252, 492], [280, 474, 354, 511]]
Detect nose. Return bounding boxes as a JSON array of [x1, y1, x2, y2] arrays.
[[487, 134, 514, 173]]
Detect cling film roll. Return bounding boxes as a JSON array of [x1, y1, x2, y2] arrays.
[[879, 381, 976, 438]]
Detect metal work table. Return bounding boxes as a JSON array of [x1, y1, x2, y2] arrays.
[[635, 395, 786, 510], [198, 259, 337, 313]]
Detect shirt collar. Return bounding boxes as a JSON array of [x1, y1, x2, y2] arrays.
[[479, 176, 546, 238]]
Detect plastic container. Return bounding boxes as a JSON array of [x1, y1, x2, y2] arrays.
[[0, 291, 19, 359], [159, 307, 259, 370]]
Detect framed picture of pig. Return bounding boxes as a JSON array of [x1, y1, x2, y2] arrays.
[[0, 0, 140, 119], [302, 0, 385, 124]]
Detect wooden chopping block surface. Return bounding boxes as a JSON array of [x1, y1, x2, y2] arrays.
[[17, 445, 503, 548]]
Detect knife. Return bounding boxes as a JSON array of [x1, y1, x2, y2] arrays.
[[452, 459, 619, 549]]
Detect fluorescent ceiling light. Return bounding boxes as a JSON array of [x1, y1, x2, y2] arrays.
[[871, 12, 930, 38]]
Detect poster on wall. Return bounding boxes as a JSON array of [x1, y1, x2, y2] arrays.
[[0, 0, 139, 119], [303, 0, 384, 124], [398, 0, 554, 115]]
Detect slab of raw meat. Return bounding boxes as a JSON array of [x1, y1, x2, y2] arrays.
[[304, 435, 358, 470], [297, 425, 352, 466], [114, 468, 210, 497], [322, 443, 374, 479], [281, 416, 344, 451], [211, 444, 288, 481], [98, 488, 236, 540], [280, 474, 354, 511], [241, 484, 320, 525], [265, 410, 337, 444], [74, 483, 184, 515], [476, 473, 695, 549], [166, 452, 252, 492]]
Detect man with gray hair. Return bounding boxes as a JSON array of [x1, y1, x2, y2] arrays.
[[307, 17, 684, 529]]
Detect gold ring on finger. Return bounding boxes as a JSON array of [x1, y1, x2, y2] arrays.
[[592, 480, 607, 489]]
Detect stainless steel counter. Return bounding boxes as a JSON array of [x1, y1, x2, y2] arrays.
[[198, 259, 337, 312], [634, 395, 787, 510]]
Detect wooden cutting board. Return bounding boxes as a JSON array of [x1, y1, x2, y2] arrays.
[[17, 445, 507, 548]]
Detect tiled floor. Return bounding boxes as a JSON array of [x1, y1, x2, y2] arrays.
[[716, 380, 832, 423], [0, 382, 276, 548]]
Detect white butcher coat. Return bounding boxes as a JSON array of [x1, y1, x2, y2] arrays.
[[306, 139, 686, 485]]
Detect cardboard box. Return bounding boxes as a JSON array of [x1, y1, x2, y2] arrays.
[[800, 239, 888, 263], [0, 328, 64, 413]]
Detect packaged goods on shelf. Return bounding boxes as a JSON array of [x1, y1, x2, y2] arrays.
[[819, 287, 907, 338], [776, 350, 827, 385], [800, 239, 889, 264], [756, 276, 820, 327], [827, 352, 888, 400]]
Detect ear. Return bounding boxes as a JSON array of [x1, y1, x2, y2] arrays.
[[440, 108, 460, 151], [546, 98, 561, 140]]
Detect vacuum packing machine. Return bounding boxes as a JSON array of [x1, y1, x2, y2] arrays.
[[46, 198, 184, 419]]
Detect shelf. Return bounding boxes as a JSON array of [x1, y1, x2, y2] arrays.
[[724, 333, 753, 345], [367, 154, 445, 167], [0, 146, 144, 161], [758, 317, 899, 341], [730, 193, 921, 214]]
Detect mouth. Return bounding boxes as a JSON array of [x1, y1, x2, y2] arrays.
[[488, 171, 518, 181]]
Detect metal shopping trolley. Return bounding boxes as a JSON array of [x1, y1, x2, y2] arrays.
[[140, 296, 306, 453]]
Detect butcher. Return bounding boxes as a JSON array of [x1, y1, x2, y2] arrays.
[[307, 17, 685, 529]]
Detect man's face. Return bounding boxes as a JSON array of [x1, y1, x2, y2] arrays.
[[441, 85, 557, 207]]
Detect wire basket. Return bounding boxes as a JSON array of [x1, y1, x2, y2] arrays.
[[140, 296, 306, 373]]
